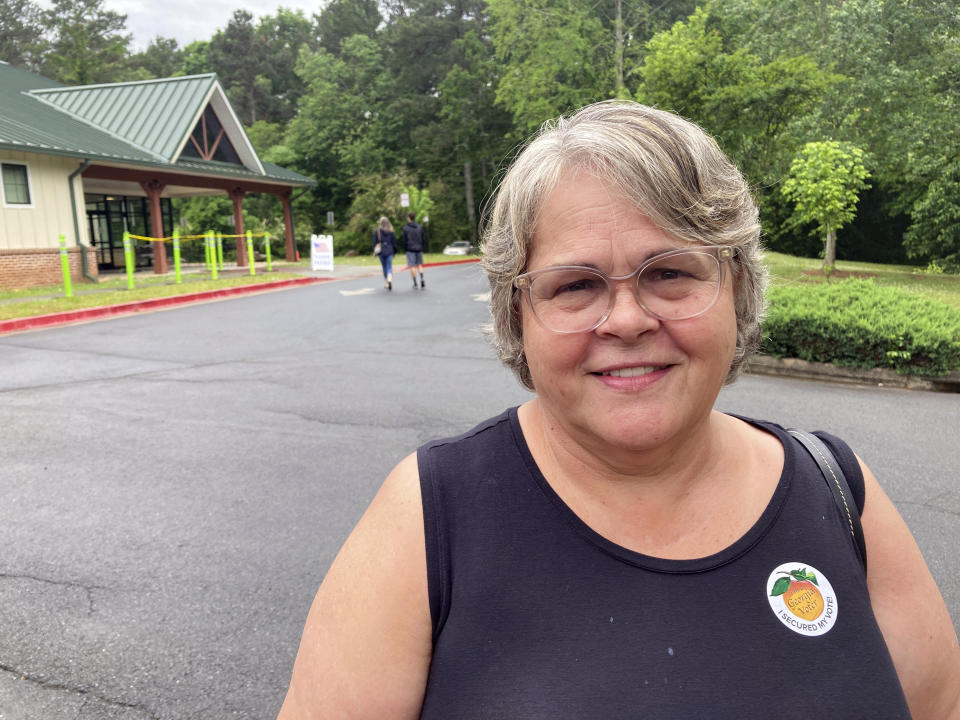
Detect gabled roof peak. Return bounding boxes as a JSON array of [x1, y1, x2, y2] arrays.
[[27, 74, 264, 174]]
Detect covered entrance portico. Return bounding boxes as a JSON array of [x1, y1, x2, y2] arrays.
[[82, 165, 300, 274]]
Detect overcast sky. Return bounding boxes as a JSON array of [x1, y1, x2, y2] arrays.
[[40, 1, 323, 51]]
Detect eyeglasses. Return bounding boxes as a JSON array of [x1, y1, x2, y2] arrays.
[[514, 246, 735, 334]]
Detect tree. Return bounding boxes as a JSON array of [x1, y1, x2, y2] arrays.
[[487, 0, 696, 135], [436, 30, 513, 245], [488, 0, 607, 136], [635, 6, 837, 189], [315, 0, 380, 55], [710, 0, 960, 261], [179, 40, 211, 76], [128, 36, 182, 79], [904, 158, 960, 272], [377, 1, 507, 245], [781, 141, 870, 268], [0, 0, 47, 71], [594, 0, 696, 98], [207, 10, 266, 124], [287, 35, 398, 227], [205, 9, 315, 124], [254, 9, 315, 122], [41, 0, 132, 85]]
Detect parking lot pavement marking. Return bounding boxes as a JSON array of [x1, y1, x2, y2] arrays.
[[472, 292, 491, 302], [340, 288, 377, 296]]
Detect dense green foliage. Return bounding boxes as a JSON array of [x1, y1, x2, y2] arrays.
[[4, 0, 960, 273], [763, 280, 960, 376]]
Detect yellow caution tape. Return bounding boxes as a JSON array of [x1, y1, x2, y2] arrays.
[[128, 232, 269, 242]]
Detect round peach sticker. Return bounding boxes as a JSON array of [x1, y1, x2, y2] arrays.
[[766, 562, 838, 636]]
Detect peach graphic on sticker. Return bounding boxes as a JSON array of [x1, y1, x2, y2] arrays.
[[766, 563, 838, 636]]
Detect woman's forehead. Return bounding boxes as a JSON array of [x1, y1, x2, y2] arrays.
[[527, 176, 689, 265]]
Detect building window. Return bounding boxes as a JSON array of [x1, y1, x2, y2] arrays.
[[1, 163, 32, 206]]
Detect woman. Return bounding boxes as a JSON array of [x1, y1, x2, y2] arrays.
[[278, 101, 960, 719], [374, 216, 397, 290]]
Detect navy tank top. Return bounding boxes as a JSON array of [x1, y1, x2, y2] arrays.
[[417, 407, 910, 719]]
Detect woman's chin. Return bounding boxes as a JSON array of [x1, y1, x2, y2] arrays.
[[573, 409, 680, 453]]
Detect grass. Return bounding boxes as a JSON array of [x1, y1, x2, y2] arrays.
[[0, 268, 307, 321], [764, 251, 960, 309]]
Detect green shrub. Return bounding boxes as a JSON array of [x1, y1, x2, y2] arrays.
[[762, 279, 960, 376], [336, 228, 373, 255]]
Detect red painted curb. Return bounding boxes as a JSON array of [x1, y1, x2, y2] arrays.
[[0, 276, 330, 335], [423, 257, 480, 268]]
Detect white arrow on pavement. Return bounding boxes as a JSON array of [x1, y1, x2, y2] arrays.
[[340, 288, 377, 296]]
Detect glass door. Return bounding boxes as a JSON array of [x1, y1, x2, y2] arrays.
[[88, 212, 112, 267]]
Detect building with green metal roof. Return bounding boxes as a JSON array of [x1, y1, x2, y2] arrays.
[[0, 61, 315, 287]]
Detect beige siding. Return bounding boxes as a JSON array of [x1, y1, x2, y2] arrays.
[[0, 150, 89, 250]]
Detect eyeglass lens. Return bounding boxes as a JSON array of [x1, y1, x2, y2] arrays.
[[527, 250, 721, 332]]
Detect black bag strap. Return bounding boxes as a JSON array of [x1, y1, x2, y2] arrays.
[[787, 429, 867, 572]]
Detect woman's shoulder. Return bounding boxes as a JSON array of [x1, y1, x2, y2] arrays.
[[418, 408, 520, 488], [419, 408, 516, 461]]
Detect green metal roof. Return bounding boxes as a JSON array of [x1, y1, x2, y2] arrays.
[[30, 74, 217, 162], [0, 62, 314, 187], [0, 62, 160, 163]]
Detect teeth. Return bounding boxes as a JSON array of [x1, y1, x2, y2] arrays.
[[604, 366, 658, 378]]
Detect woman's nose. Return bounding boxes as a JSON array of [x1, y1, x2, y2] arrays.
[[594, 281, 661, 338]]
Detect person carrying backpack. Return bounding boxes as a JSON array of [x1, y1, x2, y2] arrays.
[[402, 213, 426, 290]]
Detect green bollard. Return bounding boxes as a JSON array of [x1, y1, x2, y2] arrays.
[[216, 232, 224, 270], [173, 229, 182, 284], [209, 233, 218, 280], [264, 233, 272, 272], [246, 230, 255, 276], [123, 231, 135, 290], [204, 231, 212, 270], [59, 234, 73, 298]]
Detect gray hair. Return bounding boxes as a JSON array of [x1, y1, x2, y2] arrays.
[[481, 100, 767, 391]]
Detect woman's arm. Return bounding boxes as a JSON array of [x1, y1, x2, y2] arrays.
[[277, 452, 433, 720], [860, 458, 960, 719]]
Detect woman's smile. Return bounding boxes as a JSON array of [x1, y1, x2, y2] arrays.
[[595, 364, 665, 378]]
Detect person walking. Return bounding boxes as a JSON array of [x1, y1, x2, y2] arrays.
[[401, 212, 426, 289], [373, 217, 397, 291]]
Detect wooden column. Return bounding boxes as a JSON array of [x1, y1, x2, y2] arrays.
[[281, 191, 295, 261], [231, 188, 247, 267], [140, 179, 168, 274]]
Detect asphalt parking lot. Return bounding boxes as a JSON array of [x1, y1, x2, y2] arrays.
[[1, 261, 957, 718]]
